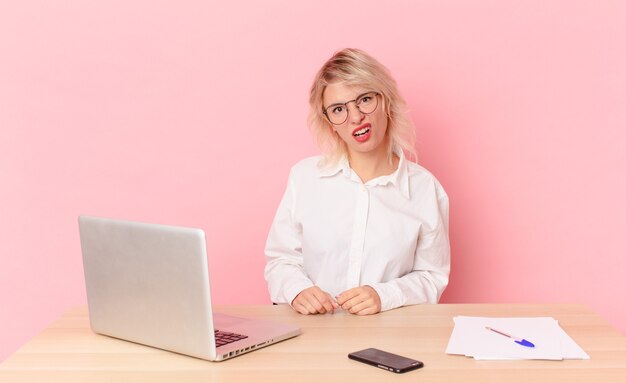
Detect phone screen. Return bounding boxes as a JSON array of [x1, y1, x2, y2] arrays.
[[348, 348, 424, 373]]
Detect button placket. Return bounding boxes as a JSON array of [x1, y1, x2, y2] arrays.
[[346, 185, 369, 290]]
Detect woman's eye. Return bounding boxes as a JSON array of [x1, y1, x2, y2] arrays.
[[359, 96, 372, 104], [332, 106, 344, 114]]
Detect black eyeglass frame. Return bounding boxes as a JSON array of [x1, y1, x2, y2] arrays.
[[322, 92, 380, 125]]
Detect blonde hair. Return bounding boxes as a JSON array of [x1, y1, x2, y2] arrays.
[[307, 48, 417, 166]]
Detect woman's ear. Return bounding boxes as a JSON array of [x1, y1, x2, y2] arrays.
[[383, 97, 391, 119]]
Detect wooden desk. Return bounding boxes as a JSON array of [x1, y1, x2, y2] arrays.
[[1, 304, 625, 382]]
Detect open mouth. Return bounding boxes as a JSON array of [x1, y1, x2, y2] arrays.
[[352, 123, 371, 136], [352, 124, 372, 142], [352, 126, 370, 137]]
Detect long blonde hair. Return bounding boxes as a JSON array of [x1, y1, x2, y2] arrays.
[[307, 48, 417, 166]]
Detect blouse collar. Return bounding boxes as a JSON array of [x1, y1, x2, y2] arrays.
[[317, 147, 411, 199]]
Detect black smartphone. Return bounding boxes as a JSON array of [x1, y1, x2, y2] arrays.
[[348, 348, 424, 373]]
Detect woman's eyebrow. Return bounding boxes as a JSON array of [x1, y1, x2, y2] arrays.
[[326, 92, 370, 108], [326, 100, 347, 107]]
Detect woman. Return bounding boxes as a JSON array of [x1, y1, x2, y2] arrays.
[[265, 48, 450, 315]]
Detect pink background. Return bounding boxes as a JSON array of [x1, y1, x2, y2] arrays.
[[1, 1, 625, 361]]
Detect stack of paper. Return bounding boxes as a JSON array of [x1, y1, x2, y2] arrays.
[[445, 316, 590, 360]]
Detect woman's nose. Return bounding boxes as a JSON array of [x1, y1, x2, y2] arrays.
[[347, 103, 364, 124]]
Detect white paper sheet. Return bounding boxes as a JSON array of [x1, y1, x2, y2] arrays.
[[445, 316, 590, 360]]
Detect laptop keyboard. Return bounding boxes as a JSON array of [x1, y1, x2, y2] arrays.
[[214, 330, 248, 348]]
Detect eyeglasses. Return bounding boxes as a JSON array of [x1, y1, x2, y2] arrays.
[[322, 92, 379, 125]]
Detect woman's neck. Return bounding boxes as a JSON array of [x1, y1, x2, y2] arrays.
[[348, 148, 399, 183]]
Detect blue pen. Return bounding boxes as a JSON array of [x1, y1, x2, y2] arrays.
[[485, 327, 535, 348]]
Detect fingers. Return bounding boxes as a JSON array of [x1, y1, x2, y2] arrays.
[[294, 290, 334, 315], [292, 294, 317, 315], [311, 287, 339, 314], [291, 286, 338, 315], [292, 286, 382, 315], [336, 286, 381, 315]]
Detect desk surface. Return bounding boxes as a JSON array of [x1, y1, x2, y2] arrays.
[[1, 304, 626, 382]]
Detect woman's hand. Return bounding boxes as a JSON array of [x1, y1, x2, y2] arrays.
[[336, 286, 381, 315], [291, 286, 339, 315]]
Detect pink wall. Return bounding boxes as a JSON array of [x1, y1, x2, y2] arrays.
[[1, 1, 625, 361]]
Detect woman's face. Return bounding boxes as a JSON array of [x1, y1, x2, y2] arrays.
[[322, 82, 388, 159]]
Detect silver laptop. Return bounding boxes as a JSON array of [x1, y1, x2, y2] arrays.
[[78, 215, 301, 361]]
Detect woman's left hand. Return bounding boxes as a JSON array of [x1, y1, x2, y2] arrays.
[[336, 286, 381, 315]]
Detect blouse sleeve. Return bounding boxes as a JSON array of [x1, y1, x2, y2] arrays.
[[369, 186, 450, 311], [264, 169, 314, 304]]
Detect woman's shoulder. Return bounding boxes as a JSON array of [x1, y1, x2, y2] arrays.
[[289, 155, 323, 173], [291, 155, 323, 169], [405, 160, 435, 178], [405, 160, 448, 196], [287, 156, 326, 179]]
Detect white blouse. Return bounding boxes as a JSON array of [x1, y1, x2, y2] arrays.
[[264, 151, 450, 312]]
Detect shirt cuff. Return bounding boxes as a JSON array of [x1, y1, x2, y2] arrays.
[[369, 282, 405, 312], [283, 279, 315, 306]]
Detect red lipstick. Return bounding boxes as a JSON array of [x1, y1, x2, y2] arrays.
[[352, 123, 371, 143]]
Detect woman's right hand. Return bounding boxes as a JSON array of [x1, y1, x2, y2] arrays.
[[291, 286, 339, 315]]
